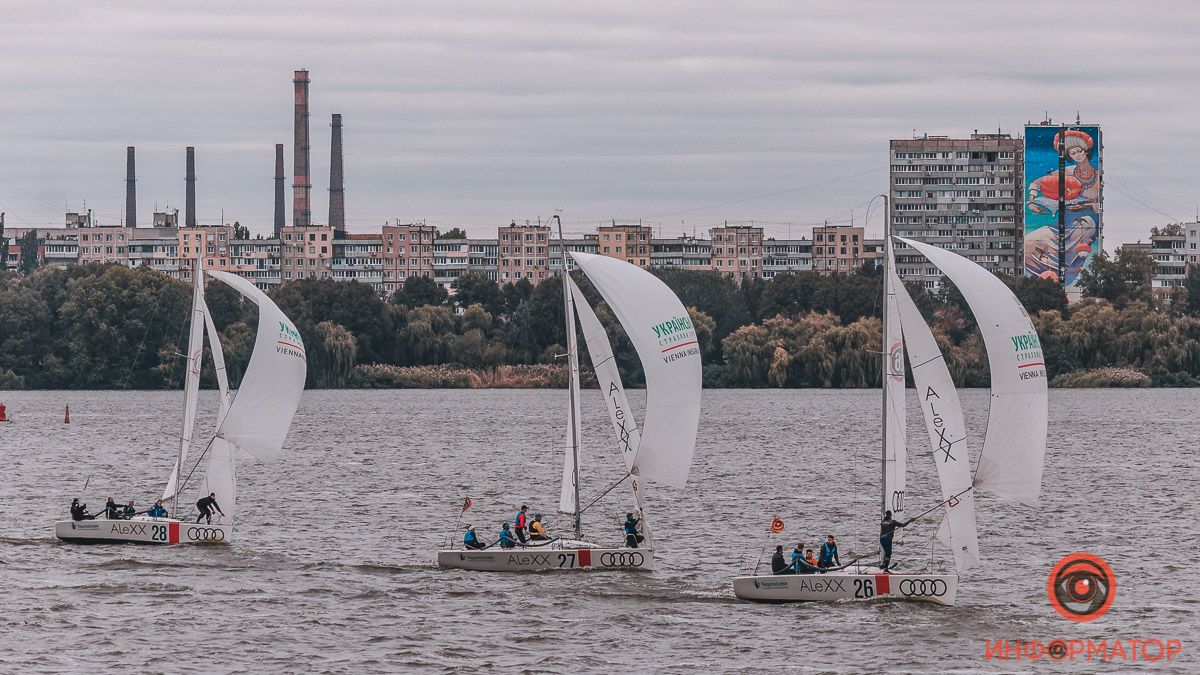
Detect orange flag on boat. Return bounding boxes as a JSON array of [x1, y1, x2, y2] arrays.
[[461, 496, 473, 513], [770, 516, 785, 533]]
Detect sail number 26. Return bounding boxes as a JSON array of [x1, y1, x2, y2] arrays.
[[854, 578, 875, 599]]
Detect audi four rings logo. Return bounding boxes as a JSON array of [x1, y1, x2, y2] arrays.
[[899, 579, 947, 597], [187, 526, 225, 541], [600, 552, 644, 567]]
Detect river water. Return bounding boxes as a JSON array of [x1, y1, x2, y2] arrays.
[[0, 388, 1195, 673]]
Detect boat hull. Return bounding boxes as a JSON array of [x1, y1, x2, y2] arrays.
[[732, 572, 957, 606], [54, 518, 232, 545], [438, 545, 653, 572]]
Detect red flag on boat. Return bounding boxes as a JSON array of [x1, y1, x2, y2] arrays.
[[461, 496, 472, 513], [770, 516, 785, 533]]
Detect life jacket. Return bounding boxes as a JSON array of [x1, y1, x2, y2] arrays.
[[530, 521, 546, 536], [820, 542, 836, 562], [464, 530, 478, 544], [515, 512, 527, 529], [624, 519, 637, 534]]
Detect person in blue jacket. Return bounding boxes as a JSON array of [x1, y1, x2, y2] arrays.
[[498, 522, 517, 549], [464, 525, 487, 550], [818, 534, 840, 570], [624, 513, 644, 548], [146, 500, 168, 518]]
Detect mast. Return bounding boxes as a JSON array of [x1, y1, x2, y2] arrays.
[[557, 215, 583, 540], [880, 195, 890, 519], [173, 248, 204, 510]]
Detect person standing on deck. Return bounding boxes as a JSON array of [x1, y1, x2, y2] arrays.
[[879, 510, 911, 573], [513, 505, 529, 544], [196, 493, 224, 524], [624, 513, 644, 548]]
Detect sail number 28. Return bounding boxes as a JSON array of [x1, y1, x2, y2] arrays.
[[557, 553, 576, 568], [854, 578, 874, 599], [151, 525, 168, 542]]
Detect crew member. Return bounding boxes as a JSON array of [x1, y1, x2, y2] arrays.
[[70, 498, 95, 521], [147, 500, 168, 519], [804, 548, 818, 573], [514, 505, 529, 544], [464, 525, 486, 550], [196, 492, 224, 525], [104, 497, 120, 520], [529, 514, 550, 541], [791, 543, 805, 573], [498, 522, 517, 549], [879, 510, 911, 573], [818, 535, 840, 570], [121, 500, 136, 519], [771, 545, 794, 575], [623, 513, 644, 549]]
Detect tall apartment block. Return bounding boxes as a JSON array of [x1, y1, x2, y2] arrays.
[[381, 223, 437, 294], [709, 225, 763, 280], [497, 222, 550, 284], [597, 223, 653, 267], [888, 133, 1023, 288]]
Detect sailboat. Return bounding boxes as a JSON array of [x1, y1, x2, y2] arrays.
[[54, 257, 307, 544], [437, 217, 702, 571], [733, 232, 1048, 606]]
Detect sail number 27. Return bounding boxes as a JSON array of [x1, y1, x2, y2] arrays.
[[557, 553, 576, 568], [854, 578, 874, 599]]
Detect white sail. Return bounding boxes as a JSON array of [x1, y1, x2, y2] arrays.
[[206, 270, 306, 463], [569, 252, 702, 488], [202, 297, 231, 420], [895, 237, 1048, 505], [162, 264, 206, 503], [882, 246, 907, 525], [558, 278, 583, 515], [568, 277, 643, 473], [892, 269, 980, 572]]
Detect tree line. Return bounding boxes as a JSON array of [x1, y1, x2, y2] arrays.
[[1, 249, 1199, 390]]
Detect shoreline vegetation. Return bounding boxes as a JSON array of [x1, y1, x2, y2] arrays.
[[1, 251, 1199, 391]]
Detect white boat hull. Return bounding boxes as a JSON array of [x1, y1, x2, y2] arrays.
[[438, 544, 652, 572], [733, 571, 957, 606], [54, 518, 232, 545]]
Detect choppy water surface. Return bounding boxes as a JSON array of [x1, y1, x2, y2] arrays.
[[0, 389, 1196, 673]]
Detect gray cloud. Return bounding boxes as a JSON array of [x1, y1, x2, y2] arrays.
[[0, 0, 1197, 246]]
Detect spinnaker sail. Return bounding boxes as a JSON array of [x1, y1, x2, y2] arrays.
[[895, 237, 1048, 506]]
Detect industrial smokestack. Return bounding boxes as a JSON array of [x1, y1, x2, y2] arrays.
[[274, 144, 286, 236], [185, 146, 196, 227], [292, 70, 311, 227], [328, 113, 344, 231], [125, 146, 136, 228]]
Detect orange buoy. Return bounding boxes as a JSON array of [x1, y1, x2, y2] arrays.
[[64, 404, 70, 424]]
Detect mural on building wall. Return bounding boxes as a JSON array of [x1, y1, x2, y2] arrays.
[[1023, 124, 1102, 289]]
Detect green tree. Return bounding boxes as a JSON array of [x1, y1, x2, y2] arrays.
[[391, 275, 447, 308], [311, 320, 358, 387], [1183, 265, 1200, 317], [19, 231, 39, 275], [1001, 273, 1068, 316], [437, 227, 468, 239], [1078, 248, 1154, 309], [452, 272, 502, 315], [232, 221, 250, 240]]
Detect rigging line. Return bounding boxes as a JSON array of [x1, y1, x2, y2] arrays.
[[1106, 176, 1182, 222], [1107, 154, 1200, 192], [120, 273, 170, 390], [175, 435, 216, 503], [644, 167, 885, 219], [578, 472, 632, 515]]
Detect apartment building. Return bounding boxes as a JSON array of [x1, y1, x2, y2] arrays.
[[889, 133, 1023, 288], [812, 225, 872, 275], [229, 238, 281, 289], [762, 238, 813, 278], [597, 224, 652, 267], [709, 225, 763, 279], [549, 234, 599, 273], [497, 222, 550, 284], [381, 223, 436, 294], [78, 226, 136, 264], [332, 234, 383, 293], [433, 238, 470, 291], [127, 229, 180, 275], [651, 236, 712, 270], [280, 225, 335, 283]]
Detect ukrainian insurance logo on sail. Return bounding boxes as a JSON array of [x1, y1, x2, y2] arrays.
[[983, 553, 1183, 664]]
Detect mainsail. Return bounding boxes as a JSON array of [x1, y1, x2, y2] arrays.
[[895, 237, 1048, 506], [891, 264, 980, 572], [881, 245, 907, 524], [568, 252, 702, 488], [558, 274, 583, 515]]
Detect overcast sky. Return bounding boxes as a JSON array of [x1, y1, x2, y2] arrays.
[[1, 1, 1197, 246]]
